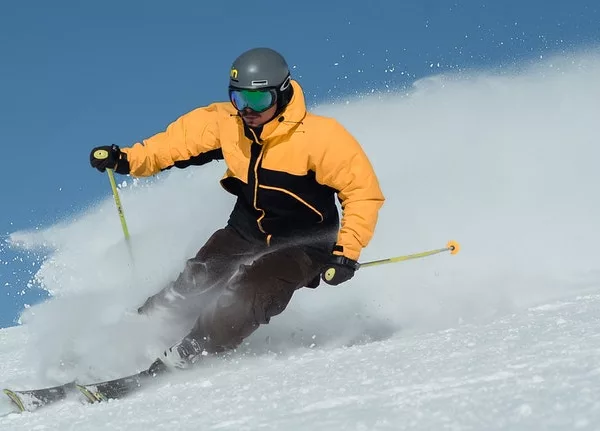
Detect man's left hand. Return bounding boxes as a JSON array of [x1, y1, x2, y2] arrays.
[[321, 255, 359, 286]]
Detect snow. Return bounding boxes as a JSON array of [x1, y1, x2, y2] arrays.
[[2, 293, 600, 429], [2, 50, 600, 429]]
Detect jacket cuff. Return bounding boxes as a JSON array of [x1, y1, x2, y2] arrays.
[[332, 244, 360, 261], [115, 152, 131, 175]]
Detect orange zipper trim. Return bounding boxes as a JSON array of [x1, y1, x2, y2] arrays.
[[258, 185, 324, 222], [249, 129, 268, 239]]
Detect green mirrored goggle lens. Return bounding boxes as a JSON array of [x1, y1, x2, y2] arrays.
[[230, 89, 276, 113]]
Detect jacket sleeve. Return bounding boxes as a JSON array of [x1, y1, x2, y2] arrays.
[[120, 104, 222, 177], [312, 120, 385, 261]]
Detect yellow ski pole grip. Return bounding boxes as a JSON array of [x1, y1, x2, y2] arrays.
[[324, 267, 336, 282], [94, 149, 109, 160]]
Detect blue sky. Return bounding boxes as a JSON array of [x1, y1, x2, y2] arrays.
[[0, 0, 598, 328]]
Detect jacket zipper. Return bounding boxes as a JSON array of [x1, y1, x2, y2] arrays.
[[248, 129, 271, 245]]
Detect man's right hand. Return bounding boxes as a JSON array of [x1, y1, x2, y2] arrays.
[[90, 144, 122, 172]]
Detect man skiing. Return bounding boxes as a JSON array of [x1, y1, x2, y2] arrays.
[[90, 47, 385, 371]]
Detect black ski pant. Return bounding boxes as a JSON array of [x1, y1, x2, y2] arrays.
[[138, 226, 329, 353]]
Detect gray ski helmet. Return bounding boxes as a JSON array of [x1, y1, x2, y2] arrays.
[[229, 47, 291, 91]]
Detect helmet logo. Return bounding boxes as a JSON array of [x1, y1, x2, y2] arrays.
[[230, 68, 238, 79]]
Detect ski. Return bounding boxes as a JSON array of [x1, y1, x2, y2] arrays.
[[2, 359, 168, 413], [2, 381, 77, 413], [76, 359, 167, 403], [76, 370, 150, 402]]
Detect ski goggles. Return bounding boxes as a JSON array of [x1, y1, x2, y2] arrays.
[[229, 88, 277, 113]]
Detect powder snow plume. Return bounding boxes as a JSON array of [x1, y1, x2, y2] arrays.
[[7, 49, 600, 386]]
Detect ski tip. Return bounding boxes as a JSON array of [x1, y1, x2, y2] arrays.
[[3, 389, 26, 412], [446, 240, 460, 255]]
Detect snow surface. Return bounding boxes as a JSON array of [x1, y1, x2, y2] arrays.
[[2, 50, 600, 429]]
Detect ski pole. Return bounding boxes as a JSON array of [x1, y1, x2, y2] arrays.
[[105, 168, 131, 240], [93, 149, 133, 261], [359, 240, 460, 269]]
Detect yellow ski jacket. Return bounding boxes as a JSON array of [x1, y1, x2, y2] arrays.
[[119, 81, 384, 261]]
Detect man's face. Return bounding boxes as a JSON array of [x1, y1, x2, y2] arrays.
[[240, 104, 278, 128]]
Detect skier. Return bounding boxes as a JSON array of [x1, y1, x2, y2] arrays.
[[90, 47, 385, 371]]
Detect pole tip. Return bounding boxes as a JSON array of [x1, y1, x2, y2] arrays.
[[447, 240, 460, 255]]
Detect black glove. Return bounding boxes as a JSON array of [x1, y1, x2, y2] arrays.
[[90, 144, 124, 173], [305, 274, 321, 289], [321, 255, 359, 286]]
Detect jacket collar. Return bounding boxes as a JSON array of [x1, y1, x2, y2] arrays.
[[259, 80, 306, 141]]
